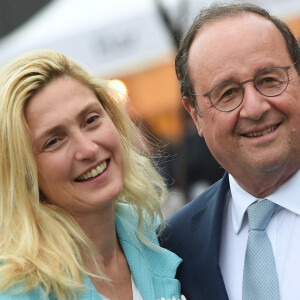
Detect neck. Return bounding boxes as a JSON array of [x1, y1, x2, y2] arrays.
[[234, 167, 299, 198], [74, 204, 120, 263], [72, 204, 132, 300]]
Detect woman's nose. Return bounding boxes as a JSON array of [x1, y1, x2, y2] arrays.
[[74, 133, 98, 161]]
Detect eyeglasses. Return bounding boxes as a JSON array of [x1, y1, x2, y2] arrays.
[[192, 63, 296, 112]]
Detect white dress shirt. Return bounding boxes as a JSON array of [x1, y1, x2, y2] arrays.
[[219, 170, 300, 300]]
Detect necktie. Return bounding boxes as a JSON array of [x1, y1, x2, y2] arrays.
[[242, 199, 279, 300]]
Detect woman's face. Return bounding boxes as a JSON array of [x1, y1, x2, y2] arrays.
[[25, 76, 125, 218]]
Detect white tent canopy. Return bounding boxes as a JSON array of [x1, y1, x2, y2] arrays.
[[0, 0, 177, 77], [0, 0, 299, 77]]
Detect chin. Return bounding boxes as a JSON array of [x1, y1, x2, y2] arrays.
[[105, 182, 124, 203]]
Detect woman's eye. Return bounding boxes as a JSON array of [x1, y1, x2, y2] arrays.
[[44, 138, 59, 149], [86, 115, 100, 126]]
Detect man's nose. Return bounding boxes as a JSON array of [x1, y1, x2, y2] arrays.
[[74, 133, 98, 161], [239, 82, 271, 120]]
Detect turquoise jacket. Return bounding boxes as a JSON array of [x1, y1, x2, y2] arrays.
[[0, 204, 182, 300]]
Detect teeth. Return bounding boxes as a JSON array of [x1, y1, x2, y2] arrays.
[[77, 161, 107, 181], [245, 125, 277, 137]]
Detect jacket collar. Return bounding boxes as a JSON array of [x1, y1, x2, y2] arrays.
[[189, 173, 230, 299], [115, 204, 182, 300]]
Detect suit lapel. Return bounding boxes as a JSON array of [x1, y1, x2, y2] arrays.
[[190, 173, 230, 299]]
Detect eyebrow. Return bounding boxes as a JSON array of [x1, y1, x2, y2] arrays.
[[32, 101, 104, 150], [211, 63, 282, 88], [75, 101, 104, 123], [31, 124, 65, 153]]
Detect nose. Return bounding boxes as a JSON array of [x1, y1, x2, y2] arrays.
[[73, 132, 97, 161], [239, 82, 271, 120]]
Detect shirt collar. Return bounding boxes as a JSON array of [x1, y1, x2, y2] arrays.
[[229, 174, 256, 234], [229, 169, 300, 234]]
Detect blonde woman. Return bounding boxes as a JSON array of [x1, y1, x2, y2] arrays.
[[0, 49, 183, 300]]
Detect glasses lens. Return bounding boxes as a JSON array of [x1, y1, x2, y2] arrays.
[[210, 82, 243, 111], [255, 67, 288, 96]]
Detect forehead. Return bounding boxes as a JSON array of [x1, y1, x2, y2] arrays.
[[188, 14, 291, 87], [25, 77, 103, 135], [26, 77, 96, 115]]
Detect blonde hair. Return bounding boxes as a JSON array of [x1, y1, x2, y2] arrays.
[[0, 49, 167, 299]]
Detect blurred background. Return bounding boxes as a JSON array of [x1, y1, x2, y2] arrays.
[[0, 0, 299, 216]]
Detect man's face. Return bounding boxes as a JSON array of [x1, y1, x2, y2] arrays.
[[184, 14, 300, 195]]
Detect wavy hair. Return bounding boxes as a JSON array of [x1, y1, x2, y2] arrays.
[[0, 49, 167, 299]]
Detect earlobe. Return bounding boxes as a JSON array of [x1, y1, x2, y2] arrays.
[[197, 125, 204, 137], [182, 97, 204, 136]]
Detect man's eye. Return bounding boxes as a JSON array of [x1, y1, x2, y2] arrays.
[[262, 76, 277, 83], [223, 88, 235, 97], [257, 76, 282, 89], [217, 87, 239, 102]]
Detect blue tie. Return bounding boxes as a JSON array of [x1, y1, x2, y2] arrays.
[[242, 199, 279, 300]]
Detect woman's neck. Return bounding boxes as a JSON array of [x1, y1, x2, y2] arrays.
[[76, 205, 133, 300]]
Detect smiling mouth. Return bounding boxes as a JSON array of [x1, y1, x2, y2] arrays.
[[75, 160, 108, 182], [243, 124, 279, 138]]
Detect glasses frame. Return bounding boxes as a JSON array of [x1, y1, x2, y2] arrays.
[[191, 62, 297, 112]]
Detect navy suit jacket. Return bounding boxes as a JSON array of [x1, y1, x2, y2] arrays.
[[159, 173, 230, 300]]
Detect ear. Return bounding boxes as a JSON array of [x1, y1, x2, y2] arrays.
[[182, 97, 204, 137]]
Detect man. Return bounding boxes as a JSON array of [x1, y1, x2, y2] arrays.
[[159, 3, 300, 300]]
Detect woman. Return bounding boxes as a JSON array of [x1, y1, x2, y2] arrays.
[[0, 49, 183, 300]]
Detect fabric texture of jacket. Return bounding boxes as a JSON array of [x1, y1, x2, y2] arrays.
[[159, 173, 230, 300]]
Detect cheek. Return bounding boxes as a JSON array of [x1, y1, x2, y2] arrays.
[[112, 131, 125, 167], [279, 80, 300, 109], [36, 155, 68, 194], [269, 90, 300, 128], [201, 109, 226, 134], [201, 110, 238, 148], [99, 124, 125, 178], [103, 122, 124, 155]]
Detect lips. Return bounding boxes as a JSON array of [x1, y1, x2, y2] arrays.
[[243, 124, 279, 138], [75, 160, 108, 182]]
